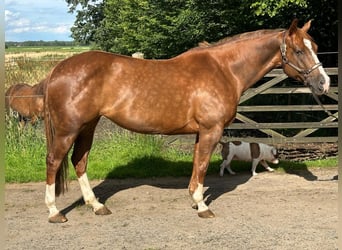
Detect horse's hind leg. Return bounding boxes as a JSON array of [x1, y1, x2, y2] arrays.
[[71, 119, 112, 216], [46, 134, 77, 223]]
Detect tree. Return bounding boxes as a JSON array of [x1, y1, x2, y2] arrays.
[[95, 0, 205, 58], [66, 0, 105, 44], [66, 0, 337, 58], [250, 0, 308, 17]]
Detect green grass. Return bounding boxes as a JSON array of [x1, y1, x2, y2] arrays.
[[5, 118, 337, 183], [5, 46, 90, 54], [5, 117, 46, 182]]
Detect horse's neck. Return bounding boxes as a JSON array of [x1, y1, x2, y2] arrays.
[[218, 31, 283, 93]]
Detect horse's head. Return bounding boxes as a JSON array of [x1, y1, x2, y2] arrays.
[[281, 19, 330, 95]]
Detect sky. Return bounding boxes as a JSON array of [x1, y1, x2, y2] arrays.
[[5, 0, 76, 41]]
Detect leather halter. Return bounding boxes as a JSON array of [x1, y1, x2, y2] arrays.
[[280, 31, 322, 79]]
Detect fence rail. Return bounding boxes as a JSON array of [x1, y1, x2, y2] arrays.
[[225, 67, 338, 144], [166, 67, 338, 146]]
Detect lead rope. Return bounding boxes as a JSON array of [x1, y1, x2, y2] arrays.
[[310, 89, 338, 119], [280, 31, 336, 120]]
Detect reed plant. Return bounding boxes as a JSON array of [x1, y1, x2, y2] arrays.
[[5, 47, 85, 88], [5, 115, 46, 182], [5, 55, 63, 88]]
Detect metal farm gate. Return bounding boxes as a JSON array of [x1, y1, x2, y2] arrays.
[[226, 67, 338, 144]]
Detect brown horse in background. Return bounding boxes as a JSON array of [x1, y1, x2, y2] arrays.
[[43, 19, 329, 223], [5, 80, 45, 126]]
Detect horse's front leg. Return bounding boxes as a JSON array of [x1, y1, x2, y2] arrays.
[[77, 172, 112, 215], [189, 125, 223, 218]]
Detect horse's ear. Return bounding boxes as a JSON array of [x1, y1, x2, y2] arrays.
[[288, 18, 299, 36], [301, 20, 312, 33]]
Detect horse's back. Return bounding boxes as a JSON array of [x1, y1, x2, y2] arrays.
[[45, 50, 236, 134], [46, 51, 191, 133]]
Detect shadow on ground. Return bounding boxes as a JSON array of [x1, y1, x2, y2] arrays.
[[61, 156, 252, 215], [61, 156, 331, 216]]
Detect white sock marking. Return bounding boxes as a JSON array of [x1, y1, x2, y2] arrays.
[[45, 184, 59, 217], [78, 173, 104, 211], [192, 183, 209, 212]]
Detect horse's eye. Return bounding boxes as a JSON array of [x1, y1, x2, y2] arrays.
[[295, 50, 304, 55]]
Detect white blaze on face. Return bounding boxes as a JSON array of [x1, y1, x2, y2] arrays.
[[303, 38, 330, 92]]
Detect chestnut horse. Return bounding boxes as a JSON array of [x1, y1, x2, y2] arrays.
[[5, 80, 45, 126], [44, 19, 329, 223]]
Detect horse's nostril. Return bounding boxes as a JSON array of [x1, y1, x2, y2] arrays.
[[318, 77, 326, 91]]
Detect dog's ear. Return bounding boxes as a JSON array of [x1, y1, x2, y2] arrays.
[[272, 148, 277, 156]]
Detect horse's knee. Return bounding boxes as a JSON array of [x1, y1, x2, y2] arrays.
[[46, 152, 54, 164], [46, 153, 57, 171]]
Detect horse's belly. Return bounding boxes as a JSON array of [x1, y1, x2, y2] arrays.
[[100, 89, 198, 134], [104, 110, 198, 135]]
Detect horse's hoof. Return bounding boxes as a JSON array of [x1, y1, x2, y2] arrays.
[[198, 209, 215, 218], [48, 213, 68, 223], [95, 205, 112, 215], [191, 203, 198, 210]]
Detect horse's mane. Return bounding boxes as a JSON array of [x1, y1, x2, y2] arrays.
[[195, 28, 285, 49]]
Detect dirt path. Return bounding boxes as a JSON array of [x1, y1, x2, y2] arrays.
[[5, 168, 337, 250]]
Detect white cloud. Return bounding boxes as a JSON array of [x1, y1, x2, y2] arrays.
[[5, 10, 17, 22], [5, 10, 31, 29], [53, 25, 71, 34], [5, 0, 75, 41]]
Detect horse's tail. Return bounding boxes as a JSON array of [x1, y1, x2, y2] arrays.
[[5, 89, 10, 114], [5, 85, 15, 113], [44, 75, 69, 197], [218, 140, 226, 146]]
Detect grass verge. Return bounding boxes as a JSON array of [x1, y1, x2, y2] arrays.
[[5, 120, 337, 183]]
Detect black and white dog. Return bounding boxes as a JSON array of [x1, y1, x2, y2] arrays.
[[219, 141, 279, 176]]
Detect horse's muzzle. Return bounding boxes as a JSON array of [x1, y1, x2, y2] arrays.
[[308, 74, 330, 96]]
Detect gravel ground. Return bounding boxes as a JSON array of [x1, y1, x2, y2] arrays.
[[5, 167, 338, 250]]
